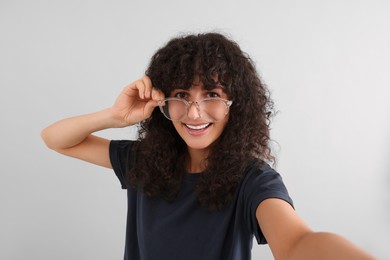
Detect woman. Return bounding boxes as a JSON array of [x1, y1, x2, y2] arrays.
[[41, 32, 374, 259]]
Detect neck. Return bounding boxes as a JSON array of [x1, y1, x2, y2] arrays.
[[186, 147, 209, 173]]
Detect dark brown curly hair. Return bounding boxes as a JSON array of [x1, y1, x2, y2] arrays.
[[128, 32, 274, 211]]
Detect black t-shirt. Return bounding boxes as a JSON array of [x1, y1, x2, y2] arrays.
[[109, 140, 293, 260]]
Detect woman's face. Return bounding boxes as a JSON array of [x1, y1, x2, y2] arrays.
[[169, 80, 230, 153]]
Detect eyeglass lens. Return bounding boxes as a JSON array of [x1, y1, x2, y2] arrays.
[[160, 99, 229, 122]]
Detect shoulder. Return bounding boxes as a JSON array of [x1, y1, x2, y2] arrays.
[[109, 140, 139, 186], [109, 140, 139, 159], [110, 139, 138, 150], [242, 160, 284, 188], [240, 159, 293, 208]]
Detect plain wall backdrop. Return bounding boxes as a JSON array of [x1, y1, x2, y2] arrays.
[[1, 0, 389, 259]]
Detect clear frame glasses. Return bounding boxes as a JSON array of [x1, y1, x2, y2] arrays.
[[158, 97, 233, 122]]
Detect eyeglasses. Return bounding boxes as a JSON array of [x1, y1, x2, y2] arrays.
[[158, 97, 233, 122]]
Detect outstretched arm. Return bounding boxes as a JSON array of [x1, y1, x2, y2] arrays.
[[256, 198, 376, 260]]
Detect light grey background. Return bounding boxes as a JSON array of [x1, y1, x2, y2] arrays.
[[1, 0, 389, 259]]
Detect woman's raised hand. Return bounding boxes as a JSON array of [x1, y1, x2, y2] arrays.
[[40, 76, 164, 168], [111, 76, 165, 127]]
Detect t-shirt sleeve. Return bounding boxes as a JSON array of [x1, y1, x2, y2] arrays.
[[109, 140, 136, 189], [243, 163, 294, 245]]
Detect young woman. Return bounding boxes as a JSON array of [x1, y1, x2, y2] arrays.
[[41, 33, 374, 259]]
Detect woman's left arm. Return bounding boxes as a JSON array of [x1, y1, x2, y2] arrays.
[[256, 198, 376, 260]]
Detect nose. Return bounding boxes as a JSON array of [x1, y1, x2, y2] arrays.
[[187, 102, 201, 120]]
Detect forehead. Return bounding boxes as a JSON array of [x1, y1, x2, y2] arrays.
[[161, 73, 231, 97]]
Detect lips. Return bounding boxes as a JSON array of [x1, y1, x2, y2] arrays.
[[185, 123, 210, 130], [184, 123, 212, 136]]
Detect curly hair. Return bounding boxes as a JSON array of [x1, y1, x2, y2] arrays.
[[127, 32, 274, 211]]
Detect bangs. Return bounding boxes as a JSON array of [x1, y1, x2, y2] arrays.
[[157, 58, 233, 97]]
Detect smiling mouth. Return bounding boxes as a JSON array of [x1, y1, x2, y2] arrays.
[[185, 123, 211, 130]]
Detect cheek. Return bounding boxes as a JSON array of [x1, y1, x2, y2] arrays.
[[215, 115, 229, 134], [222, 113, 230, 127]]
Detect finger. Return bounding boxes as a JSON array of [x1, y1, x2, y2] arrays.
[[121, 82, 135, 94], [141, 76, 153, 99], [151, 87, 165, 101], [134, 79, 146, 99], [143, 99, 159, 118], [117, 83, 136, 103]]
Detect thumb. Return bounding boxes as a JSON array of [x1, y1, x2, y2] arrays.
[[143, 100, 159, 118]]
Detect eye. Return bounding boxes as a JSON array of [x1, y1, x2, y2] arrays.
[[206, 92, 220, 98], [174, 92, 188, 99]]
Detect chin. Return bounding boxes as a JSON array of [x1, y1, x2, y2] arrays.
[[185, 141, 213, 151]]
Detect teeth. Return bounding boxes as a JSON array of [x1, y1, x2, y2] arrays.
[[186, 123, 210, 130]]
